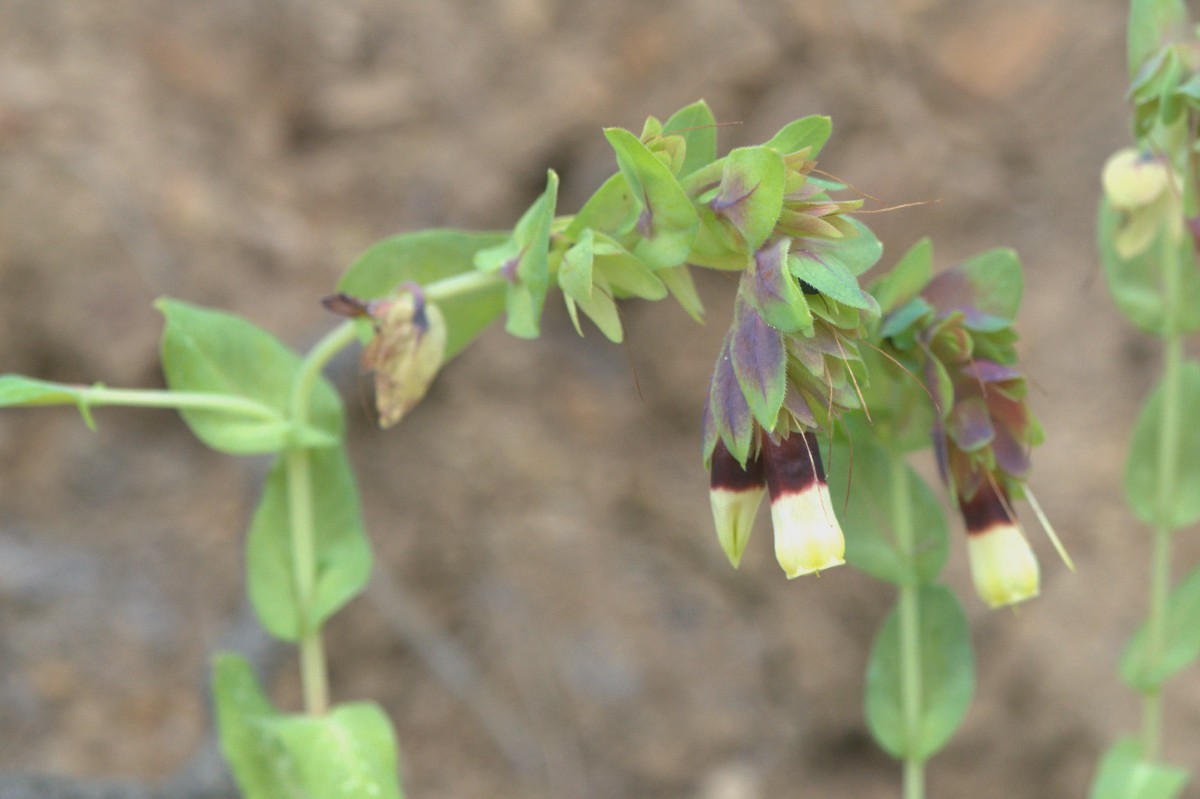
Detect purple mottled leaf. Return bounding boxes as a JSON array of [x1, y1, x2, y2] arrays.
[[922, 350, 952, 418], [922, 249, 1022, 332], [709, 147, 786, 252], [992, 423, 1031, 477], [947, 396, 994, 452], [701, 389, 718, 466], [960, 359, 1022, 383], [708, 330, 756, 465], [730, 294, 787, 431], [783, 386, 818, 428], [748, 240, 812, 332]]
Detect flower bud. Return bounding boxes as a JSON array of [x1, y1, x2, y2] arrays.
[[362, 289, 447, 428], [709, 441, 766, 568], [960, 481, 1039, 608], [762, 431, 845, 578], [1102, 148, 1170, 210]]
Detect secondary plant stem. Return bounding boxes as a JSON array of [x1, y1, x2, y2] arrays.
[[74, 386, 279, 419], [283, 320, 359, 715], [1142, 227, 1184, 760], [892, 457, 925, 799], [423, 268, 505, 303]]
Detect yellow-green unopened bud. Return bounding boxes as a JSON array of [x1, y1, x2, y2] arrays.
[[1102, 148, 1169, 210]]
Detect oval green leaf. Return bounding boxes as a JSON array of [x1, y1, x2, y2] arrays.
[[213, 654, 404, 799], [246, 446, 371, 641], [1125, 360, 1200, 528], [604, 127, 700, 270], [826, 429, 948, 585], [865, 584, 974, 760], [663, 99, 718, 178], [1099, 197, 1200, 335], [1121, 564, 1200, 690], [157, 299, 343, 454], [1090, 738, 1189, 799]]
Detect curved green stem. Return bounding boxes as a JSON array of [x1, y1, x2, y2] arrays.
[[892, 456, 925, 799]]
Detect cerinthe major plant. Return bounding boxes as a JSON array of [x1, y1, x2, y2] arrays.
[[0, 100, 1058, 798]]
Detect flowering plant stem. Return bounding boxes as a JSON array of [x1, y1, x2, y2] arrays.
[[1142, 230, 1184, 760], [892, 453, 927, 799], [285, 322, 357, 715]]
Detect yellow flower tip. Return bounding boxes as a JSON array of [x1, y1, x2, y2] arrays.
[[967, 523, 1040, 609], [710, 485, 765, 569], [770, 482, 846, 579], [1102, 148, 1171, 210]]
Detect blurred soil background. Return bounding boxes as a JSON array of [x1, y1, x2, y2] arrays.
[[2, 0, 1200, 797]]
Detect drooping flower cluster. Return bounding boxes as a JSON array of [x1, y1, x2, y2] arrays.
[[872, 243, 1047, 607], [696, 127, 882, 579]]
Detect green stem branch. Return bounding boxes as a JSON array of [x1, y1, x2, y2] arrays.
[[283, 320, 358, 716], [1142, 225, 1184, 760], [72, 385, 279, 420], [892, 456, 925, 799]]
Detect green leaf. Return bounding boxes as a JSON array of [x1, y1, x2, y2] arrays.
[[272, 704, 404, 799], [565, 173, 639, 240], [592, 232, 668, 300], [246, 446, 371, 641], [1090, 738, 1189, 799], [1121, 565, 1200, 689], [836, 218, 885, 276], [337, 229, 509, 361], [213, 654, 404, 799], [213, 653, 301, 799], [1128, 0, 1189, 81], [872, 238, 933, 315], [0, 375, 97, 428], [1125, 361, 1200, 528], [708, 146, 786, 253], [658, 264, 705, 322], [663, 99, 718, 178], [157, 299, 343, 454], [790, 250, 875, 311], [924, 247, 1023, 331], [746, 238, 812, 333], [564, 287, 623, 343], [1099, 198, 1200, 335], [475, 170, 559, 339], [762, 115, 833, 157], [826, 432, 948, 585], [604, 127, 700, 270], [865, 584, 974, 760], [559, 228, 595, 302], [878, 297, 934, 340]]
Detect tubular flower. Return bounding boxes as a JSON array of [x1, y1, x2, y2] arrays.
[[959, 476, 1039, 608], [763, 431, 844, 578], [709, 440, 766, 568], [707, 431, 845, 578]]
